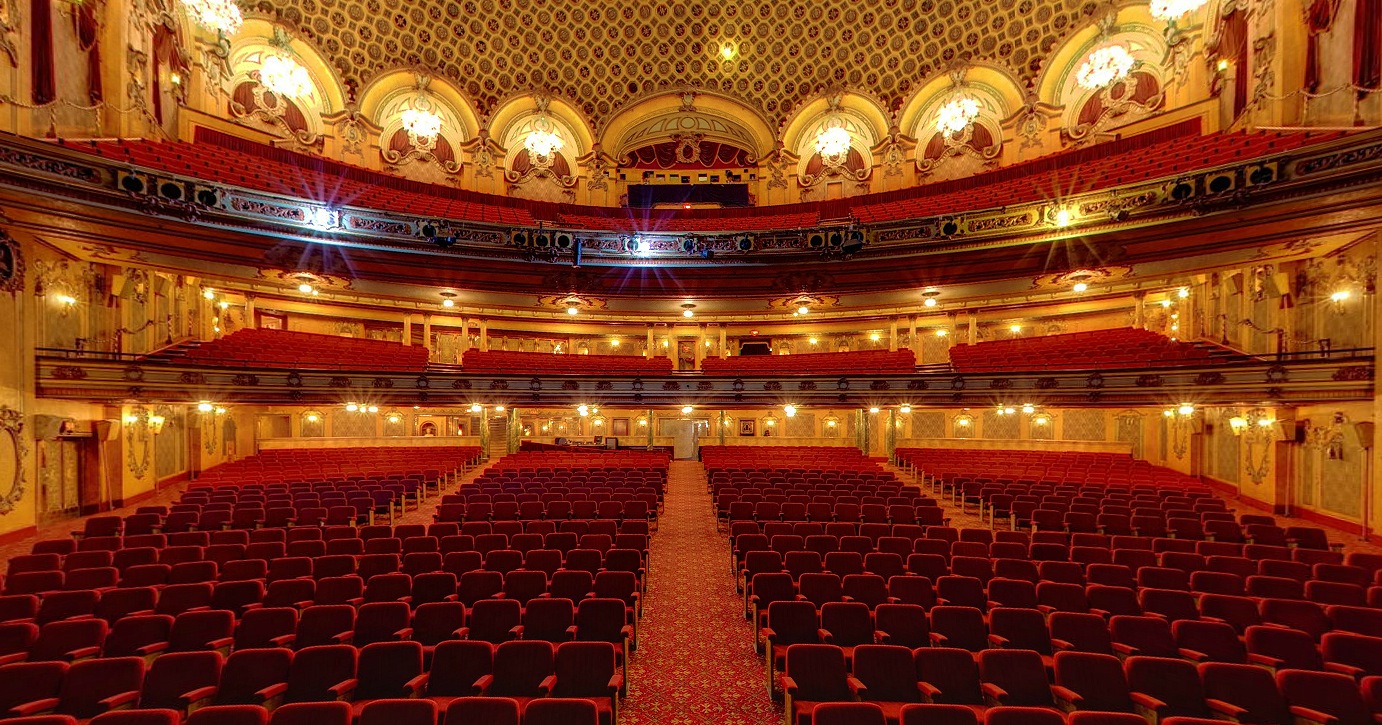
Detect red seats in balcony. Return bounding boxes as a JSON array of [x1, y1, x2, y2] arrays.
[[460, 350, 673, 376], [168, 329, 429, 372], [947, 328, 1243, 373], [701, 349, 915, 376]]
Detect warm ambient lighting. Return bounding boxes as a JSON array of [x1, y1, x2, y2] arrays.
[[869, 407, 881, 414], [298, 283, 314, 294], [1072, 282, 1088, 293], [1022, 404, 1036, 415], [814, 127, 852, 158], [869, 333, 881, 342], [495, 405, 506, 412], [935, 329, 948, 337], [185, 0, 243, 35], [441, 298, 454, 308], [1178, 403, 1196, 416], [1009, 324, 1021, 333], [1178, 287, 1190, 298], [197, 402, 213, 412], [400, 107, 443, 140], [719, 42, 736, 60], [54, 294, 77, 306], [1150, 0, 1206, 20], [566, 306, 579, 316], [808, 337, 819, 345], [683, 309, 694, 318], [1076, 44, 1136, 90], [923, 298, 938, 307], [1034, 415, 1050, 425], [202, 288, 216, 300], [345, 403, 358, 411], [935, 95, 981, 135], [524, 130, 565, 158], [899, 404, 912, 414], [1216, 58, 1230, 72], [681, 405, 694, 414], [797, 306, 810, 315], [218, 301, 229, 310], [783, 405, 797, 417], [826, 420, 837, 427], [956, 418, 971, 427], [1331, 290, 1352, 302], [470, 404, 483, 413], [1053, 208, 1073, 227], [259, 55, 314, 98], [610, 339, 620, 347], [387, 414, 401, 424]]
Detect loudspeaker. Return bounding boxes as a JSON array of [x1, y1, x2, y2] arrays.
[[842, 230, 866, 255], [1205, 171, 1236, 195], [534, 233, 550, 248], [157, 180, 186, 201], [828, 231, 843, 247], [680, 238, 697, 253], [32, 415, 66, 441], [808, 233, 825, 248], [1352, 421, 1376, 450], [1294, 421, 1308, 444], [736, 236, 755, 252], [1228, 273, 1244, 295], [421, 223, 439, 238], [1246, 161, 1279, 186], [192, 185, 220, 207], [511, 231, 530, 247], [117, 171, 147, 195], [554, 233, 573, 250]]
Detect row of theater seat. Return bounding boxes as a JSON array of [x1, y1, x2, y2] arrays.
[[459, 350, 674, 376], [946, 328, 1238, 372], [769, 642, 1382, 725], [169, 329, 431, 372], [0, 640, 618, 725], [901, 448, 1204, 488], [698, 349, 917, 376], [188, 447, 480, 490]]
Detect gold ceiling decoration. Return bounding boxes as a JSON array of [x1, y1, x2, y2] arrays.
[[258, 0, 1096, 127]]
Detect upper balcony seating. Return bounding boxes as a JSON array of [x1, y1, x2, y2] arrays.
[[460, 350, 673, 376], [57, 123, 1353, 232], [193, 447, 482, 490], [947, 329, 1243, 373], [165, 329, 430, 372], [700, 349, 916, 376]]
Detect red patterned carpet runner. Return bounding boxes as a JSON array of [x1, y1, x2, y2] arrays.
[[618, 460, 783, 724]]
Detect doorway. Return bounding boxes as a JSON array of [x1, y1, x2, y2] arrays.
[[37, 439, 81, 523]]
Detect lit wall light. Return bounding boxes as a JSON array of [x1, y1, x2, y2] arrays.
[[808, 337, 819, 345], [899, 404, 912, 414], [495, 405, 506, 412], [1160, 299, 1172, 308], [681, 405, 694, 414], [387, 414, 401, 424], [797, 305, 810, 315], [470, 404, 483, 413], [307, 208, 338, 229], [298, 283, 315, 295], [197, 402, 214, 412], [1009, 324, 1021, 333], [683, 309, 694, 318], [935, 329, 948, 337], [923, 298, 938, 307], [610, 338, 620, 347], [306, 414, 319, 422], [1021, 404, 1035, 415], [1033, 415, 1049, 426], [869, 333, 881, 342], [346, 403, 358, 412], [1053, 208, 1073, 227], [218, 301, 230, 310], [1330, 290, 1351, 303], [566, 306, 579, 315], [783, 404, 797, 417], [1072, 282, 1088, 293], [869, 407, 880, 414], [54, 294, 77, 306], [202, 288, 216, 300], [367, 406, 378, 413], [1177, 287, 1190, 299], [1177, 403, 1196, 416], [956, 418, 970, 427]]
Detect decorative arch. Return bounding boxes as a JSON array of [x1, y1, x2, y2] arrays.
[[491, 94, 590, 203], [602, 91, 775, 168], [1039, 10, 1170, 145], [225, 21, 345, 148], [358, 72, 478, 179], [781, 92, 888, 200]]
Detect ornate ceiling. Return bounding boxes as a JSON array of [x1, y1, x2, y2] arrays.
[[252, 0, 1099, 130]]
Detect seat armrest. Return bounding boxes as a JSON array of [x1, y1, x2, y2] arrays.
[[928, 632, 948, 646], [180, 686, 219, 709], [1050, 685, 1082, 711], [1247, 653, 1284, 670], [564, 625, 578, 640], [760, 627, 776, 643], [606, 674, 624, 696], [780, 676, 799, 697], [472, 674, 494, 696], [7, 698, 60, 717], [846, 676, 868, 699], [64, 646, 102, 661], [0, 653, 27, 666], [1177, 647, 1208, 663], [873, 629, 891, 645], [403, 673, 429, 697], [1130, 692, 1168, 714], [344, 597, 364, 607], [394, 627, 414, 640], [331, 631, 354, 645], [1288, 705, 1341, 725], [1205, 698, 1248, 719], [509, 625, 524, 638], [817, 628, 835, 643], [987, 634, 1011, 648], [328, 679, 358, 701], [252, 683, 288, 704], [97, 690, 142, 712], [1325, 662, 1364, 679], [269, 634, 296, 647], [207, 637, 235, 652], [538, 675, 556, 697], [1111, 642, 1138, 657], [455, 627, 470, 639], [1050, 638, 1074, 651], [134, 641, 170, 657], [980, 682, 1010, 707]]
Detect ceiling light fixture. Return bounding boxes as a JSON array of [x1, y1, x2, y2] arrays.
[[524, 129, 565, 158], [259, 54, 314, 98], [814, 126, 852, 158], [681, 405, 694, 414], [440, 291, 457, 308], [400, 107, 443, 140], [1072, 282, 1088, 293], [185, 0, 243, 35], [1077, 44, 1136, 90], [935, 94, 981, 135], [1149, 0, 1206, 21]]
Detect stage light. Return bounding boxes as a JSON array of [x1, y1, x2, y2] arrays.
[[1177, 287, 1190, 298]]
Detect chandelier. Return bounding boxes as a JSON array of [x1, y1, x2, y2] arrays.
[[524, 129, 564, 158], [258, 55, 313, 98], [814, 126, 852, 158], [1149, 0, 1206, 20], [184, 0, 243, 36], [1076, 44, 1136, 90], [935, 95, 981, 135], [400, 107, 443, 140]]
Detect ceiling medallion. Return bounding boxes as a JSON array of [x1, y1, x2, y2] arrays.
[[1149, 0, 1207, 21], [1076, 44, 1136, 90], [258, 55, 314, 98], [935, 95, 981, 135], [183, 0, 243, 36]]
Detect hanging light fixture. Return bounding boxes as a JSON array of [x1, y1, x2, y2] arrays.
[[400, 106, 443, 141], [1076, 44, 1136, 90], [814, 126, 852, 158], [935, 95, 981, 135], [258, 55, 314, 98], [184, 0, 243, 36], [1149, 0, 1206, 21], [524, 119, 565, 158]]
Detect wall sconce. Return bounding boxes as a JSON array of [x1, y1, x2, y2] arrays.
[[1163, 403, 1197, 459], [1225, 407, 1280, 484], [147, 414, 166, 435]]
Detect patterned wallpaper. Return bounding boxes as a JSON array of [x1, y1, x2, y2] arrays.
[[332, 410, 377, 437], [1061, 409, 1105, 442], [982, 411, 1018, 439], [912, 411, 945, 438]]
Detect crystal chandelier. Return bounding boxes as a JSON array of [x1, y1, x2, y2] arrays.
[[1076, 44, 1136, 90], [935, 95, 981, 135], [258, 55, 313, 98], [184, 0, 243, 36], [400, 107, 443, 140], [524, 129, 564, 158], [1149, 0, 1206, 20], [814, 126, 852, 157]]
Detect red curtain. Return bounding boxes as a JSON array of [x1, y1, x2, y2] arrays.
[[75, 2, 102, 103], [1356, 0, 1382, 96], [1305, 0, 1339, 92], [1218, 10, 1249, 118], [626, 140, 751, 170], [30, 0, 55, 105]]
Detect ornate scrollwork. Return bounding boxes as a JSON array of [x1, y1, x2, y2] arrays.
[[0, 407, 25, 515], [0, 231, 22, 295]]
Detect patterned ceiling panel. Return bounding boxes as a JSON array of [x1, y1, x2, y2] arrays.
[[252, 0, 1099, 129]]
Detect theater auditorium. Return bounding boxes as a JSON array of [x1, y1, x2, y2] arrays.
[[0, 0, 1380, 723]]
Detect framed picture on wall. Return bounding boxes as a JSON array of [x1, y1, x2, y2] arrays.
[[611, 418, 630, 436], [739, 420, 756, 436]]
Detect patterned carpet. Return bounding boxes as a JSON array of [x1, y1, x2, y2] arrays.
[[618, 460, 783, 725]]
